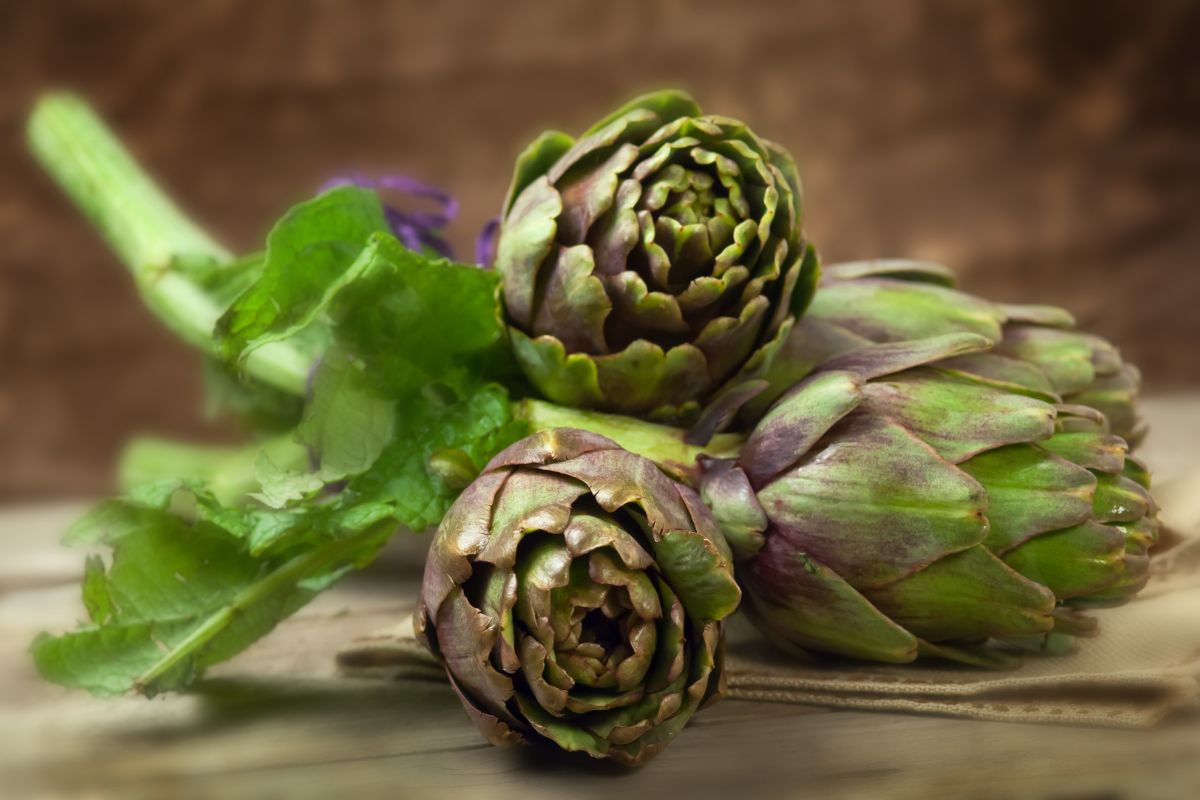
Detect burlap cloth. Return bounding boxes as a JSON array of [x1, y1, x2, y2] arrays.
[[336, 466, 1200, 728]]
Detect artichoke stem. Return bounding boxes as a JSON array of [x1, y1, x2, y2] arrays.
[[515, 398, 744, 486], [118, 432, 309, 505], [27, 93, 310, 396]]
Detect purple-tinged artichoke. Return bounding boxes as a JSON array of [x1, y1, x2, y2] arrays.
[[702, 331, 1158, 667], [750, 260, 1144, 444], [416, 428, 739, 765], [494, 90, 816, 423]]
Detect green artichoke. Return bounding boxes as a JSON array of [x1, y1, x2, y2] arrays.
[[701, 330, 1158, 667], [750, 260, 1144, 444], [494, 90, 816, 422], [416, 428, 740, 764]]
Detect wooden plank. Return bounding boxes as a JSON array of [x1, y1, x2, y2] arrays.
[[5, 569, 1200, 799]]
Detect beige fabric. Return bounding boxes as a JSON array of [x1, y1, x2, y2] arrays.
[[337, 467, 1200, 728]]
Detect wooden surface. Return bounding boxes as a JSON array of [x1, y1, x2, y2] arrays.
[[4, 396, 1200, 800], [3, 1, 1200, 499]]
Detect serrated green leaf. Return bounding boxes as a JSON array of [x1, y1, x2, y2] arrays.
[[350, 383, 528, 532], [233, 232, 523, 521], [215, 185, 389, 362], [81, 555, 113, 625], [32, 622, 196, 697], [251, 452, 326, 509], [65, 480, 192, 546], [29, 96, 543, 701], [299, 349, 396, 482], [327, 233, 516, 393], [34, 511, 391, 697]]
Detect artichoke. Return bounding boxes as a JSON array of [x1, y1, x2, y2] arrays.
[[752, 260, 1144, 444], [701, 330, 1158, 667], [494, 90, 816, 422], [416, 428, 740, 764]]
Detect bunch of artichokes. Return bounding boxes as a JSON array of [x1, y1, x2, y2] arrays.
[[27, 88, 1160, 769], [418, 90, 1157, 763]]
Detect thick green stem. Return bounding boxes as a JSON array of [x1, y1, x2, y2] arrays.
[[515, 398, 744, 486], [27, 93, 310, 395], [133, 520, 388, 693], [119, 433, 310, 505]]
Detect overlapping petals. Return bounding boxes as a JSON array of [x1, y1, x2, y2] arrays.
[[702, 331, 1158, 667], [417, 429, 739, 764], [494, 90, 816, 422]]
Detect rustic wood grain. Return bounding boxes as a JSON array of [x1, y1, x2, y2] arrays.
[[1, 1, 1198, 499], [5, 549, 1200, 800]]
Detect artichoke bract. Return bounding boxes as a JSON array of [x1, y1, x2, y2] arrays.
[[702, 331, 1157, 667], [416, 428, 739, 765], [494, 90, 816, 422], [761, 260, 1144, 445]]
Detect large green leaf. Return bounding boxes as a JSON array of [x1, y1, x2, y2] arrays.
[[215, 186, 389, 362], [33, 506, 390, 696]]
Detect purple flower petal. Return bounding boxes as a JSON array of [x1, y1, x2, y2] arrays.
[[475, 216, 500, 268], [321, 172, 458, 259]]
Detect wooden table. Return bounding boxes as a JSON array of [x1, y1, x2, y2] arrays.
[[5, 397, 1200, 799]]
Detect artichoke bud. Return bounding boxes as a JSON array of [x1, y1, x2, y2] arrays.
[[765, 259, 1147, 445], [703, 330, 1158, 668], [494, 90, 817, 423], [417, 428, 740, 764]]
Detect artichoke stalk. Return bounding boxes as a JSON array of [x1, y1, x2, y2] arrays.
[[416, 428, 740, 765], [26, 94, 312, 396], [700, 330, 1158, 667], [494, 90, 816, 423]]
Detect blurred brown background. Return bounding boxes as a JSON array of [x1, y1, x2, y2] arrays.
[[2, 0, 1198, 500]]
